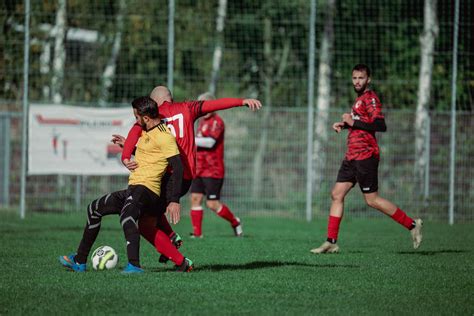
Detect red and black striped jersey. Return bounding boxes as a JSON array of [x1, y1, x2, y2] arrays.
[[121, 98, 244, 180], [345, 90, 384, 161], [196, 113, 225, 179]]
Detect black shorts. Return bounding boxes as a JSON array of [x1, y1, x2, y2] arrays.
[[190, 177, 224, 200], [336, 156, 379, 193], [127, 184, 161, 214]]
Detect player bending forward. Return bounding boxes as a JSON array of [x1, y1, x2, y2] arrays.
[[311, 64, 423, 254]]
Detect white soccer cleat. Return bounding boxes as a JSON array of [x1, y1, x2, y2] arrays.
[[233, 218, 243, 237], [410, 218, 423, 249], [310, 241, 340, 254]]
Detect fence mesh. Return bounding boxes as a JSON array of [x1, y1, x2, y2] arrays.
[[0, 0, 473, 221]]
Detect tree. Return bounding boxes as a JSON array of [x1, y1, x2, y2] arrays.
[[312, 0, 335, 192], [251, 17, 290, 198], [208, 0, 227, 96], [51, 0, 67, 104], [415, 0, 438, 193], [98, 0, 126, 107]]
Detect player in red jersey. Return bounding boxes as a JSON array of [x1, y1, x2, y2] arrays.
[[189, 93, 242, 238], [115, 86, 261, 261], [310, 64, 423, 254]]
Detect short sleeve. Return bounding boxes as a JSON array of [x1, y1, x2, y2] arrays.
[[364, 94, 384, 122], [156, 131, 180, 158]]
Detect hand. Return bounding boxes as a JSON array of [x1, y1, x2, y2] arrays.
[[166, 202, 181, 224], [332, 122, 345, 133], [122, 159, 138, 171], [243, 99, 262, 111], [111, 134, 125, 147], [341, 113, 354, 127]]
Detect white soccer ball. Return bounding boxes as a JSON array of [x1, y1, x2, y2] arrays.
[[91, 246, 118, 270]]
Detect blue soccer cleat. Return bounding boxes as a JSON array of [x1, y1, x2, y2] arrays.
[[59, 254, 87, 272], [122, 263, 144, 274]]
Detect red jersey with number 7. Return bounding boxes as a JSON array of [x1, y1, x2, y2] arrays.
[[121, 98, 245, 180], [196, 113, 225, 178], [345, 90, 384, 161]]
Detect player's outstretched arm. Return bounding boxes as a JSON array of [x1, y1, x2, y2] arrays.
[[200, 98, 262, 114]]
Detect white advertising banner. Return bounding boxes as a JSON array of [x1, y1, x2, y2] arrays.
[[28, 104, 136, 175]]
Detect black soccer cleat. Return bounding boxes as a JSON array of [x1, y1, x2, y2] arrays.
[[175, 257, 194, 272]]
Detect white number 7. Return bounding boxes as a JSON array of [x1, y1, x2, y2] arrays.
[[163, 113, 184, 138]]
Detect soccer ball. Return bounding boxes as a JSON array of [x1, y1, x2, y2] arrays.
[[91, 246, 118, 270]]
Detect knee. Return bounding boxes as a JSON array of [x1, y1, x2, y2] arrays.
[[365, 197, 378, 209], [206, 200, 220, 211], [191, 194, 203, 206], [331, 190, 344, 203]]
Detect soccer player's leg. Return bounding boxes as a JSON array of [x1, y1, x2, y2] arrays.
[[59, 190, 126, 271], [120, 185, 154, 272], [153, 173, 175, 238], [357, 156, 423, 249], [190, 178, 205, 238], [311, 160, 355, 254], [204, 177, 242, 236]]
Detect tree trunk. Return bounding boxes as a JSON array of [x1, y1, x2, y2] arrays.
[[251, 18, 273, 199], [208, 0, 227, 96], [51, 0, 67, 104], [415, 0, 438, 192], [98, 0, 126, 107], [251, 18, 290, 198], [312, 0, 335, 192], [40, 41, 51, 99]]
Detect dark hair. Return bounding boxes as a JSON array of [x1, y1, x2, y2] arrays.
[[131, 96, 159, 118], [352, 64, 371, 77]]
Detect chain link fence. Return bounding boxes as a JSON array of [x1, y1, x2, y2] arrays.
[[1, 109, 473, 221], [0, 0, 473, 221]]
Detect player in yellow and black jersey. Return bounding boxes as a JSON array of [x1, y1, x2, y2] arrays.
[[59, 97, 193, 273]]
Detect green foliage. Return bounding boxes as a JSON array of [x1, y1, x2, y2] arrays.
[[2, 0, 471, 109], [0, 212, 473, 314]]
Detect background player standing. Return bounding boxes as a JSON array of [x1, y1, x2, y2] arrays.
[[311, 64, 423, 254], [189, 92, 243, 238]]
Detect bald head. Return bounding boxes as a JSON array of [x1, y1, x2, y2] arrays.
[[150, 86, 173, 106]]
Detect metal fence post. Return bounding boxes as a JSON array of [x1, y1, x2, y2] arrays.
[[305, 0, 316, 222], [167, 0, 175, 92], [449, 0, 460, 225], [20, 0, 31, 219], [75, 175, 81, 210], [1, 115, 11, 206]]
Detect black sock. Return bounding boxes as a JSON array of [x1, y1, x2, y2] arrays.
[[326, 238, 337, 244]]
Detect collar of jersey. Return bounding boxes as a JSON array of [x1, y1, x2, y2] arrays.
[[145, 123, 164, 132]]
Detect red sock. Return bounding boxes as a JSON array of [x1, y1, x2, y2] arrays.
[[327, 215, 342, 241], [156, 213, 174, 237], [154, 230, 184, 265], [139, 214, 158, 246], [217, 204, 239, 227], [391, 208, 414, 230], [190, 207, 203, 236]]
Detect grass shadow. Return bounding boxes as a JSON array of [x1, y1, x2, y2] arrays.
[[150, 260, 359, 272], [397, 249, 468, 256]]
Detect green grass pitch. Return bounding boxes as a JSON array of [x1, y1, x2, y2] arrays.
[[0, 211, 472, 315]]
